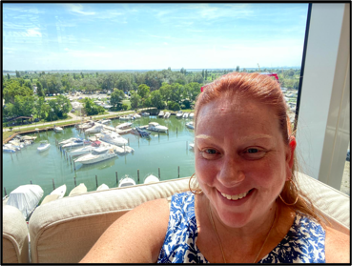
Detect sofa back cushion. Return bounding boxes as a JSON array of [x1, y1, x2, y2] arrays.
[[3, 205, 29, 263], [29, 177, 191, 263]]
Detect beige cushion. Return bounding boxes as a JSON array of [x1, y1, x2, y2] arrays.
[[3, 205, 29, 263], [28, 174, 349, 263], [29, 177, 190, 263], [296, 172, 350, 234]]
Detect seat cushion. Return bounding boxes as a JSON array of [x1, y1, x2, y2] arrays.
[[3, 205, 29, 263], [29, 177, 191, 263]]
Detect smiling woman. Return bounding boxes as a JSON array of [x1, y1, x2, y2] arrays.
[[80, 72, 349, 263]]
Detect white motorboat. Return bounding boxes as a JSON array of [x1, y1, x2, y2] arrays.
[[74, 147, 117, 165], [97, 183, 109, 191], [189, 113, 194, 119], [144, 174, 160, 184], [98, 119, 111, 124], [37, 140, 50, 152], [85, 124, 104, 134], [9, 140, 24, 149], [77, 121, 95, 130], [164, 112, 171, 118], [119, 115, 132, 120], [68, 183, 87, 197], [116, 122, 132, 130], [59, 137, 80, 146], [69, 145, 97, 156], [62, 138, 91, 148], [3, 145, 16, 153], [54, 126, 64, 133], [147, 122, 168, 133], [158, 111, 164, 117], [50, 184, 67, 199], [133, 113, 141, 119], [22, 135, 37, 141], [40, 184, 67, 206], [183, 113, 189, 118], [99, 130, 128, 146], [176, 110, 183, 118], [186, 121, 194, 129], [189, 143, 194, 149], [141, 112, 150, 116], [118, 175, 136, 188], [6, 184, 44, 220]]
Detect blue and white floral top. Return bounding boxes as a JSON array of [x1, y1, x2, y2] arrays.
[[157, 192, 325, 263]]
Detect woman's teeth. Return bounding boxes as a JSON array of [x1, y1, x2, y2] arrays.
[[221, 191, 249, 200]]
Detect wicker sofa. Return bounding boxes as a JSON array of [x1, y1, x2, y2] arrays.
[[2, 173, 350, 263]]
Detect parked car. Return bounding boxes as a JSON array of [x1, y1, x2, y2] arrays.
[[347, 150, 350, 161], [34, 118, 39, 122]]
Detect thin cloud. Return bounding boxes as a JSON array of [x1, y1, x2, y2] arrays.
[[26, 28, 42, 37], [67, 4, 95, 15]]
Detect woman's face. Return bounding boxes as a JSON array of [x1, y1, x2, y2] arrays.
[[195, 96, 295, 228]]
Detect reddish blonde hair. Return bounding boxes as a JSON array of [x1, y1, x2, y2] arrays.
[[193, 72, 326, 226]]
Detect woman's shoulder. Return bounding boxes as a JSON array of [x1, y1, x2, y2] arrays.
[[324, 226, 350, 263]]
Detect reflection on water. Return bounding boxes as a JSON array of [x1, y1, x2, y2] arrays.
[[3, 116, 195, 197]]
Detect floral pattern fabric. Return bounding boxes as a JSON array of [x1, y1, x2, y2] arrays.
[[157, 192, 325, 263]]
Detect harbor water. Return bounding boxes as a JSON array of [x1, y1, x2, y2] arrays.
[[2, 116, 196, 197]]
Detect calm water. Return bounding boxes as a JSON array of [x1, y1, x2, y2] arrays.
[[2, 116, 195, 197]]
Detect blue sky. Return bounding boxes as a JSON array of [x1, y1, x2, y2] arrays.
[[3, 3, 309, 71]]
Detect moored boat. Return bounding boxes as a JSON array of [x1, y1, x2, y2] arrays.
[[3, 145, 17, 153], [97, 183, 109, 191], [68, 183, 87, 197], [143, 174, 159, 184], [99, 130, 128, 146], [37, 140, 50, 152], [118, 175, 136, 188], [6, 184, 44, 220], [158, 111, 164, 117], [116, 122, 132, 130], [185, 121, 194, 129], [69, 145, 98, 157], [74, 147, 117, 165], [62, 138, 91, 148], [54, 126, 64, 133], [176, 110, 183, 118], [147, 122, 168, 133], [164, 112, 171, 118]]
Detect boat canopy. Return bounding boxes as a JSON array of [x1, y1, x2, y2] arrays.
[[6, 184, 44, 219]]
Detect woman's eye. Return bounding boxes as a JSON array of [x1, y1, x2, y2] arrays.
[[243, 148, 266, 159], [199, 149, 220, 159]]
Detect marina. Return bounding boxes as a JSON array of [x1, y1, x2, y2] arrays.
[[3, 115, 196, 200]]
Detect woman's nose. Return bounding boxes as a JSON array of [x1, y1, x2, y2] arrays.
[[217, 158, 245, 187]]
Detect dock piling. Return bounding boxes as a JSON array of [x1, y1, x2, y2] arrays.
[[158, 168, 160, 179], [137, 170, 140, 184], [30, 180, 33, 184], [74, 176, 77, 187], [116, 172, 118, 185], [95, 175, 98, 188], [52, 179, 56, 190], [4, 187, 7, 196], [186, 141, 188, 150], [178, 166, 180, 178]]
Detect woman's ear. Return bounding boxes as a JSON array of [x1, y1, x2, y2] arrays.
[[286, 135, 296, 180]]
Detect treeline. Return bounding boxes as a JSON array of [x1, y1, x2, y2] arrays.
[[2, 67, 301, 124]]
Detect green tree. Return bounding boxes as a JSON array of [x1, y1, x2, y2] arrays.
[[48, 95, 71, 118], [13, 95, 35, 117], [137, 84, 150, 99], [159, 82, 172, 102], [36, 81, 44, 97], [150, 90, 165, 109], [236, 66, 240, 72], [110, 88, 125, 109], [7, 73, 10, 80], [15, 70, 21, 78], [3, 80, 33, 104], [130, 91, 141, 109]]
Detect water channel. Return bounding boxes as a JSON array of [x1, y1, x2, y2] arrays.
[[2, 116, 196, 197]]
